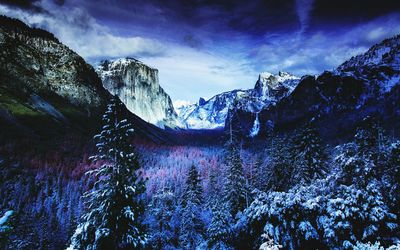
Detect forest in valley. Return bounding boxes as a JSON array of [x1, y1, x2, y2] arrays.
[[1, 97, 399, 250], [1, 2, 400, 249]]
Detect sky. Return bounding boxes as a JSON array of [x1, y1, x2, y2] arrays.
[[1, 0, 400, 104]]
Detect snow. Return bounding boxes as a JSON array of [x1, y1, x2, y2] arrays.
[[0, 210, 13, 226], [382, 75, 400, 93]]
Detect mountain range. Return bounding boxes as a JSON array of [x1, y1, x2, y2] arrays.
[[1, 15, 399, 144], [230, 35, 400, 141], [176, 71, 299, 129]]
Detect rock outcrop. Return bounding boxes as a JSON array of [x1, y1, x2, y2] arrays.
[[96, 58, 178, 128]]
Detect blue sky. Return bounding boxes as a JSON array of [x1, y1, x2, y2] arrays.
[[1, 0, 400, 104]]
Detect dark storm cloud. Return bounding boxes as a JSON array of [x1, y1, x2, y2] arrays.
[[310, 0, 400, 27], [0, 0, 45, 12]]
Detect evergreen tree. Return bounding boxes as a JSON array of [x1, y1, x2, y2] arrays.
[[69, 96, 147, 250], [387, 141, 400, 214], [339, 116, 386, 187], [250, 154, 265, 191], [223, 141, 249, 217], [179, 165, 204, 249], [265, 137, 292, 191], [291, 122, 328, 184], [207, 201, 233, 250], [206, 168, 221, 210], [148, 188, 176, 249], [355, 116, 382, 158]]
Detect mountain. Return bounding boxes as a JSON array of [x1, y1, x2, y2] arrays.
[[178, 71, 299, 129], [231, 35, 400, 141], [0, 16, 174, 144], [96, 58, 179, 128]]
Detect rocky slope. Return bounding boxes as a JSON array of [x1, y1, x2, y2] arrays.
[[96, 58, 178, 128], [0, 16, 174, 143], [231, 35, 400, 141], [178, 71, 299, 129]]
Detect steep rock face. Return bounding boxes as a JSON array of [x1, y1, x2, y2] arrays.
[[255, 71, 299, 101], [96, 58, 178, 128], [231, 35, 400, 141], [0, 16, 175, 143], [178, 72, 299, 129], [0, 16, 107, 117]]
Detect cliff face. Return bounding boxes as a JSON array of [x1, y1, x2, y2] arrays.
[[96, 58, 178, 128], [0, 16, 107, 117]]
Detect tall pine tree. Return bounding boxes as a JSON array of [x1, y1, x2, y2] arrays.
[[179, 164, 204, 249], [265, 137, 292, 191], [207, 200, 233, 250], [148, 188, 176, 249], [68, 96, 147, 250], [223, 141, 249, 217], [291, 122, 328, 184]]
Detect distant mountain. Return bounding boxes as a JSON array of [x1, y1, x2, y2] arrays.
[[0, 16, 174, 143], [96, 58, 179, 128], [231, 35, 400, 141], [177, 71, 299, 129]]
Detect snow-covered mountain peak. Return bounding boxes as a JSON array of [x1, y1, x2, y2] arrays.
[[255, 71, 300, 101], [258, 71, 298, 88], [177, 72, 300, 129]]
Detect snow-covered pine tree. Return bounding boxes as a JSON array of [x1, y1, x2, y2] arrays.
[[355, 116, 382, 158], [206, 167, 221, 210], [387, 141, 400, 214], [250, 154, 265, 192], [291, 122, 328, 184], [181, 164, 203, 208], [339, 116, 385, 187], [179, 164, 204, 249], [265, 137, 292, 191], [207, 200, 233, 250], [223, 141, 249, 217], [68, 96, 147, 250], [148, 188, 176, 249], [354, 116, 386, 183]]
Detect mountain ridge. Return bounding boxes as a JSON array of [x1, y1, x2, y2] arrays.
[[177, 71, 299, 129], [230, 34, 400, 141]]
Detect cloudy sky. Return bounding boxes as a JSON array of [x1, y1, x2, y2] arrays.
[[1, 0, 400, 104]]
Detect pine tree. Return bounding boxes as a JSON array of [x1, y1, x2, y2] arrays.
[[68, 96, 147, 250], [223, 141, 249, 217], [387, 141, 400, 213], [249, 154, 265, 191], [148, 188, 176, 249], [179, 165, 204, 249], [339, 116, 385, 187], [292, 122, 328, 184], [206, 168, 221, 210], [207, 201, 233, 250], [265, 137, 292, 191]]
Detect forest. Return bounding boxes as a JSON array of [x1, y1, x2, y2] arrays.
[[1, 97, 399, 250]]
